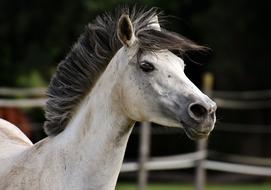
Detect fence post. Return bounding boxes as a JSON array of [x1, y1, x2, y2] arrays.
[[195, 72, 214, 190], [138, 122, 151, 190]]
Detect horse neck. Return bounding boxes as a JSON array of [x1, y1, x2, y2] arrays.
[[55, 51, 134, 189]]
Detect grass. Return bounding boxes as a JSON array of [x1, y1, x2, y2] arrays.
[[116, 183, 271, 190]]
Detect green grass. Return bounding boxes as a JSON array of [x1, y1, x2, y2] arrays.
[[116, 183, 271, 190]]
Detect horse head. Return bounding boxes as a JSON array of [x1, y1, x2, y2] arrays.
[[115, 12, 216, 140]]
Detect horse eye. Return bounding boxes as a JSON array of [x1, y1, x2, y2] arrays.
[[139, 61, 155, 72]]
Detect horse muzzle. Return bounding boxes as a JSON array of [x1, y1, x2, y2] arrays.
[[181, 100, 217, 140]]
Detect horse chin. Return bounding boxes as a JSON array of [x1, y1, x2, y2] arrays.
[[181, 122, 212, 140]]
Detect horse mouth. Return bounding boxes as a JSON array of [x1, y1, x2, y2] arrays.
[[181, 121, 212, 140]]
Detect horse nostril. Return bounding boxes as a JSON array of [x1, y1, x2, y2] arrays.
[[189, 103, 208, 120]]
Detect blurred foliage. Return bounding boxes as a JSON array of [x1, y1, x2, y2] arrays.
[[1, 1, 270, 122], [0, 0, 270, 90], [16, 70, 47, 87]]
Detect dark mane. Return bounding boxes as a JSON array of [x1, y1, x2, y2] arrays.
[[44, 7, 205, 136]]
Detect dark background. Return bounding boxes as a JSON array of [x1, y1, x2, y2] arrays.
[[1, 0, 270, 90], [1, 0, 271, 183]]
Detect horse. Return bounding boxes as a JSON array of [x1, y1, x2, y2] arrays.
[[0, 7, 216, 190]]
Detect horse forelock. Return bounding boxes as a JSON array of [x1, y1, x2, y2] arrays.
[[44, 6, 205, 136]]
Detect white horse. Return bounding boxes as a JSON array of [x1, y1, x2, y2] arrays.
[[0, 8, 216, 190]]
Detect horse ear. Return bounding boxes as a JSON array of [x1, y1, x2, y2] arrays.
[[117, 14, 135, 47], [148, 15, 161, 31]]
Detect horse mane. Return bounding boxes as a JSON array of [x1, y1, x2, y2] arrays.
[[44, 6, 205, 136]]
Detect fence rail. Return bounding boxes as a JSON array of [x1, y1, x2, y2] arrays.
[[121, 152, 271, 176], [215, 98, 271, 109], [204, 161, 271, 176], [0, 87, 46, 96], [121, 151, 205, 172], [0, 98, 47, 107], [209, 151, 271, 166], [0, 87, 47, 108], [213, 89, 271, 99]]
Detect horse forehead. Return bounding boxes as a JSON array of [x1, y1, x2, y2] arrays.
[[147, 51, 184, 66]]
